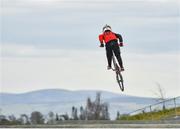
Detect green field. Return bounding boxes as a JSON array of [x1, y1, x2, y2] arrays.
[[118, 107, 180, 120]]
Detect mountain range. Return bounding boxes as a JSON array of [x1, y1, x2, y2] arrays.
[[0, 89, 157, 120]]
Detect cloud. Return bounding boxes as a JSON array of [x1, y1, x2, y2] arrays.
[[1, 0, 179, 54], [1, 43, 67, 57]]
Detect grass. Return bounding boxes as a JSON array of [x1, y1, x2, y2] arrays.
[[118, 107, 180, 120]]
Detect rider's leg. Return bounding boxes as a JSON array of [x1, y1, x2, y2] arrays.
[[105, 43, 113, 69], [113, 42, 124, 70]]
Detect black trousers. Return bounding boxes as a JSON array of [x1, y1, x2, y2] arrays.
[[105, 40, 123, 68]]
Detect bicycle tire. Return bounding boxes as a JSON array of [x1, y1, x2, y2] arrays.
[[112, 53, 124, 91], [116, 68, 124, 91]]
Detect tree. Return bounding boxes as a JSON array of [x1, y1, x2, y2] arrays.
[[94, 92, 101, 120], [55, 113, 59, 121], [116, 111, 120, 120], [153, 82, 166, 110], [101, 102, 109, 120], [0, 118, 10, 125], [85, 92, 110, 120], [79, 106, 86, 120], [2, 115, 21, 125], [47, 111, 55, 124], [30, 111, 44, 124], [8, 115, 16, 122], [86, 97, 93, 120], [59, 113, 69, 120], [71, 106, 78, 120], [19, 114, 30, 124]]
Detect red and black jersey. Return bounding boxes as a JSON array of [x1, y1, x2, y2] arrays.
[[99, 31, 123, 44]]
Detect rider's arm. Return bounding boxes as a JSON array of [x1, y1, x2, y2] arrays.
[[115, 33, 123, 46], [115, 33, 123, 43], [99, 34, 104, 44], [99, 34, 104, 47]]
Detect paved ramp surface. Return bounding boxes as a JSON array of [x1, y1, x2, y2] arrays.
[[1, 124, 180, 128], [0, 127, 180, 129], [1, 120, 180, 128]]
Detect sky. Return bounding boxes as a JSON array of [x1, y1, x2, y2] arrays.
[[0, 0, 180, 97]]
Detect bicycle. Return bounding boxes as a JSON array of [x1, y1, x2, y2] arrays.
[[111, 52, 124, 91]]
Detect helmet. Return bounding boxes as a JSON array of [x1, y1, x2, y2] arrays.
[[103, 24, 112, 32]]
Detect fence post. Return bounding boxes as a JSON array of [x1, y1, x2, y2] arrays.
[[174, 98, 177, 117]]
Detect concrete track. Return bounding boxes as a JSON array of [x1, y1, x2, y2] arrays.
[[1, 120, 180, 128]]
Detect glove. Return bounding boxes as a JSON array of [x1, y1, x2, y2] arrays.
[[100, 44, 104, 47], [118, 42, 123, 47]]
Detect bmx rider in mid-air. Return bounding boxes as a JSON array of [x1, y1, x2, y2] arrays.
[[98, 24, 124, 71]]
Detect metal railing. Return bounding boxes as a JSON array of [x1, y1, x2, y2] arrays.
[[126, 96, 180, 120]]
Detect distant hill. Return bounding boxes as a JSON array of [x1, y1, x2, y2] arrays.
[[0, 89, 156, 119]]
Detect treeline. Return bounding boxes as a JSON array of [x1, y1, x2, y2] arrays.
[[71, 92, 109, 120], [0, 92, 110, 125]]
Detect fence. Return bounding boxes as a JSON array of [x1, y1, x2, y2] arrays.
[[126, 96, 180, 120]]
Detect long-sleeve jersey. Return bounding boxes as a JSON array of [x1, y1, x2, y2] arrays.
[[99, 31, 123, 44]]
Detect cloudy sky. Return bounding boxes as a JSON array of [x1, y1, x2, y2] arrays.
[[0, 0, 180, 97]]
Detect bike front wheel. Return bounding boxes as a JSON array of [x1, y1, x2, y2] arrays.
[[116, 71, 124, 91]]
